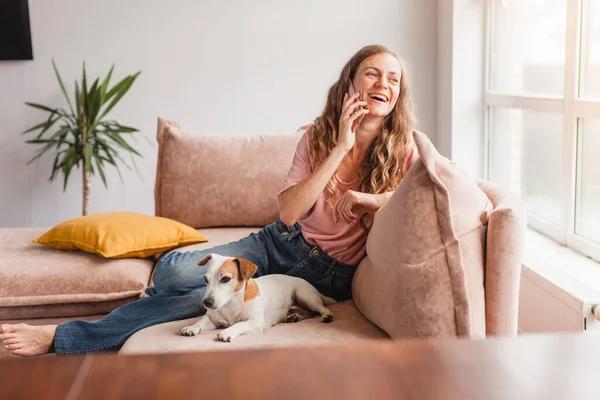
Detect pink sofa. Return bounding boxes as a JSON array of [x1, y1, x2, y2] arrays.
[[0, 118, 526, 358]]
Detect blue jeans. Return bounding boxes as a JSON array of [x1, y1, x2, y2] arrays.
[[53, 218, 357, 354]]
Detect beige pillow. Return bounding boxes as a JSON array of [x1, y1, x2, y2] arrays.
[[352, 130, 491, 339], [154, 118, 302, 228]]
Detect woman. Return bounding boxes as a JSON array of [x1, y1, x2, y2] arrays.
[[1, 44, 419, 356]]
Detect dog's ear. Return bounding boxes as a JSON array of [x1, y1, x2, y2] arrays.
[[198, 254, 212, 266], [234, 258, 257, 281]]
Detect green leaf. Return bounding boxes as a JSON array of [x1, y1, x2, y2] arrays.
[[50, 152, 62, 181], [100, 64, 114, 100], [52, 59, 75, 115], [27, 133, 76, 164], [104, 72, 136, 102], [95, 138, 129, 182], [100, 121, 138, 133], [22, 114, 57, 134], [93, 153, 108, 188], [104, 131, 142, 157], [25, 138, 69, 145], [54, 108, 78, 126], [81, 61, 88, 115], [117, 125, 138, 133], [98, 143, 125, 184], [74, 81, 81, 117], [96, 154, 114, 164], [95, 138, 119, 159], [37, 115, 62, 139], [84, 144, 94, 170], [25, 138, 52, 144], [48, 126, 71, 142], [62, 164, 73, 191], [86, 78, 103, 129], [99, 71, 141, 120], [26, 127, 73, 148], [61, 147, 79, 192], [25, 102, 57, 114], [49, 149, 69, 181], [22, 108, 72, 140]]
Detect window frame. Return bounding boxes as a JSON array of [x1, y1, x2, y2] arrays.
[[484, 0, 600, 264]]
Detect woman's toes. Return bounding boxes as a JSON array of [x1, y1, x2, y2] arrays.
[[12, 348, 39, 357], [2, 324, 17, 334], [0, 324, 56, 357]]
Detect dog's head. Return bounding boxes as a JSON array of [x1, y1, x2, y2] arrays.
[[198, 253, 260, 310]]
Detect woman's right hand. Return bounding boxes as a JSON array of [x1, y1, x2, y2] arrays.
[[337, 91, 369, 152]]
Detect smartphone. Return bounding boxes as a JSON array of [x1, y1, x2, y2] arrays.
[[348, 82, 365, 131]]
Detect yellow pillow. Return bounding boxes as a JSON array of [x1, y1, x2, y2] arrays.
[[34, 212, 208, 259]]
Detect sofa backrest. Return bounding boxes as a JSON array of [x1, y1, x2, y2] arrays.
[[154, 117, 302, 228]]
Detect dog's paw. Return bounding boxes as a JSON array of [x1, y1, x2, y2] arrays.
[[321, 314, 333, 323], [287, 305, 303, 315], [180, 326, 201, 336], [285, 312, 300, 323], [216, 330, 235, 342]]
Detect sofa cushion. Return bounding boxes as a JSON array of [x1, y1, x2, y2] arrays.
[[0, 228, 153, 319], [34, 211, 207, 259], [119, 300, 389, 355], [352, 130, 491, 340], [154, 117, 302, 228]]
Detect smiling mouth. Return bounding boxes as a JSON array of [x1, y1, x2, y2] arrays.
[[368, 94, 388, 103]]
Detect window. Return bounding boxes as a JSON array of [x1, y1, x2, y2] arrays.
[[485, 0, 600, 263]]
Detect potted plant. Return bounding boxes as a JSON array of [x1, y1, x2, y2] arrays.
[[22, 59, 143, 215]]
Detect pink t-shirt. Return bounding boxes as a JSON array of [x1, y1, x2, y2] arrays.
[[279, 126, 419, 266]]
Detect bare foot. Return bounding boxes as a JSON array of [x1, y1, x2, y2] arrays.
[[1, 324, 57, 357]]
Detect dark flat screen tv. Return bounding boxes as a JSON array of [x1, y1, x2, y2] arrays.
[[0, 0, 33, 60]]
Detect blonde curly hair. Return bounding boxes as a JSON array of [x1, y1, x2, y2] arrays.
[[308, 45, 417, 217]]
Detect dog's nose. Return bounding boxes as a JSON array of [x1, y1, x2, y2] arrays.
[[203, 298, 214, 308]]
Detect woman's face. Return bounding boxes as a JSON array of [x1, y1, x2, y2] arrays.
[[352, 53, 402, 118]]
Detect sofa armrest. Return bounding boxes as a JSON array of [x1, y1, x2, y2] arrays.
[[476, 179, 527, 337]]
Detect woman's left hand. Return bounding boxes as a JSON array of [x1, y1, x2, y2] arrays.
[[332, 190, 378, 224]]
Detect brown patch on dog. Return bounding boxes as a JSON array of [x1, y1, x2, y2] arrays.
[[217, 259, 244, 291], [218, 258, 260, 297], [243, 279, 260, 303], [197, 254, 212, 266], [235, 258, 258, 281], [235, 258, 259, 301]]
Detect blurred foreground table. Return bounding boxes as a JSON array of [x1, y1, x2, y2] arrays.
[[1, 332, 599, 399]]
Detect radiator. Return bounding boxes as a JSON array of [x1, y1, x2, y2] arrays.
[[518, 265, 600, 333]]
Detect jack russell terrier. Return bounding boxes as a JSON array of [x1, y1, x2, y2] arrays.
[[180, 253, 336, 342]]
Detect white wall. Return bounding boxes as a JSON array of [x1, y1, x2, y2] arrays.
[[0, 0, 438, 228]]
